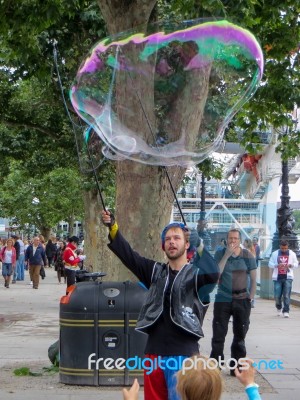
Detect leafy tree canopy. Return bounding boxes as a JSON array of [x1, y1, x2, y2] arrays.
[[292, 209, 300, 231], [0, 0, 299, 201], [0, 165, 84, 234], [0, 3, 115, 224]]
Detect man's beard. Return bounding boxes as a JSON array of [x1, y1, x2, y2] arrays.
[[165, 245, 186, 260]]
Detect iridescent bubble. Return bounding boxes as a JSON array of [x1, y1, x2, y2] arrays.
[[70, 19, 264, 167]]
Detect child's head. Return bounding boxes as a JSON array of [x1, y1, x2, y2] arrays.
[[176, 356, 223, 400]]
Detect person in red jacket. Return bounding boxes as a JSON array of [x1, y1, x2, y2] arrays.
[[63, 236, 86, 287]]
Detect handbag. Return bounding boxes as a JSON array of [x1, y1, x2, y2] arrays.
[[40, 265, 46, 279]]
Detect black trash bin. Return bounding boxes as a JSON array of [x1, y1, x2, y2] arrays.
[[59, 280, 148, 386]]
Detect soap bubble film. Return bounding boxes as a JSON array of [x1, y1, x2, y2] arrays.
[[70, 19, 264, 167]]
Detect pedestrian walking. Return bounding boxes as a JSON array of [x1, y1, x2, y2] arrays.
[[268, 239, 298, 318]]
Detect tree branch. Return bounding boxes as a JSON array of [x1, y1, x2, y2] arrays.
[[1, 120, 58, 137]]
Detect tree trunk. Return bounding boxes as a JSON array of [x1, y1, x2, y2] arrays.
[[115, 162, 185, 266], [40, 227, 51, 241], [97, 0, 157, 35], [67, 214, 75, 236], [83, 190, 136, 281], [92, 0, 209, 280]]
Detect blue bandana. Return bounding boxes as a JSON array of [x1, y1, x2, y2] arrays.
[[161, 222, 189, 250]]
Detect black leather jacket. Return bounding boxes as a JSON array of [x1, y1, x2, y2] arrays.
[[136, 261, 208, 338], [108, 231, 219, 339]]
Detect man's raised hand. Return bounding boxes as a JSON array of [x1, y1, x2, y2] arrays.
[[101, 210, 115, 228]]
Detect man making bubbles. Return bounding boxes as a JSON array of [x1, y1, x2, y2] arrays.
[[101, 210, 219, 400]]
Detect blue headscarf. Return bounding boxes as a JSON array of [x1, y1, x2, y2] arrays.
[[161, 222, 189, 250]]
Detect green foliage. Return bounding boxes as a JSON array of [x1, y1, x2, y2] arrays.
[[292, 210, 300, 231], [0, 1, 115, 223], [197, 158, 223, 180], [13, 367, 42, 377], [0, 0, 105, 80], [0, 70, 76, 178], [13, 365, 58, 376], [0, 167, 84, 232], [0, 0, 299, 194], [43, 364, 59, 373]]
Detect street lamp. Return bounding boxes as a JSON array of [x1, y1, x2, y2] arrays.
[[272, 123, 300, 254]]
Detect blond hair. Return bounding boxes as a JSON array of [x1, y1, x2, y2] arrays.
[[243, 239, 256, 257], [176, 356, 223, 400], [39, 234, 45, 243]]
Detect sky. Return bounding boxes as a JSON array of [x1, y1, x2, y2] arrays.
[[278, 179, 300, 202]]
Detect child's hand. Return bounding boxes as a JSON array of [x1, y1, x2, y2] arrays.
[[122, 378, 140, 400], [234, 359, 256, 387]]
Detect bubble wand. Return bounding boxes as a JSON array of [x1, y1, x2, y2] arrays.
[[53, 40, 107, 211]]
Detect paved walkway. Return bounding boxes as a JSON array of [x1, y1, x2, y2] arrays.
[[0, 268, 299, 399]]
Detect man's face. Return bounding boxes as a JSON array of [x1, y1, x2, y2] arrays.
[[164, 227, 189, 260], [253, 238, 257, 244], [33, 237, 40, 246], [227, 231, 241, 250], [280, 245, 289, 253]]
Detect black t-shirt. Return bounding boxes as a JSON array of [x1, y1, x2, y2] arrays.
[[277, 250, 289, 280], [144, 268, 199, 356]]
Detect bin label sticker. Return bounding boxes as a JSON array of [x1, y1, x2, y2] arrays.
[[103, 288, 120, 298], [103, 332, 120, 349]]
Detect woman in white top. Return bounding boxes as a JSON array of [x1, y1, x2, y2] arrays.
[[0, 238, 17, 288]]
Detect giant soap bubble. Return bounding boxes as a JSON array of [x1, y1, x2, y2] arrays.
[[70, 19, 264, 167]]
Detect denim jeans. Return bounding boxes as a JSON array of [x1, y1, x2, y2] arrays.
[[2, 263, 13, 277], [16, 254, 25, 280], [274, 279, 293, 313]]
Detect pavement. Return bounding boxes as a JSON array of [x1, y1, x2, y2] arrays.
[[0, 267, 300, 399]]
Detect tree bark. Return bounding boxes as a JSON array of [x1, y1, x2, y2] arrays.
[[40, 227, 51, 241], [97, 0, 157, 34], [83, 190, 136, 281]]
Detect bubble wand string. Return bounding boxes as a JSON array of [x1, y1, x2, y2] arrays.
[[52, 40, 107, 211], [84, 128, 107, 211]]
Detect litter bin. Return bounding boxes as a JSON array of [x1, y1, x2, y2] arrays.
[[59, 280, 148, 386]]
